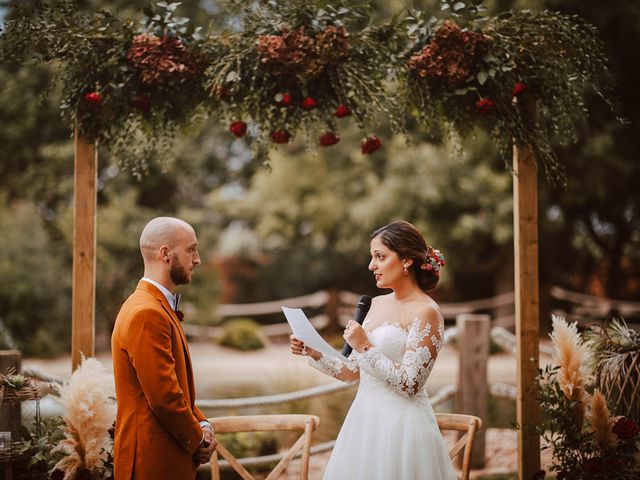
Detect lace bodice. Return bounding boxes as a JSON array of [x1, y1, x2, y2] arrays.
[[309, 316, 444, 398]]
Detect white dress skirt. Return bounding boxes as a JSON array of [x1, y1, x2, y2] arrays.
[[310, 320, 457, 480]]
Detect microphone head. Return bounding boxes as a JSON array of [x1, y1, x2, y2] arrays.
[[357, 295, 372, 310]]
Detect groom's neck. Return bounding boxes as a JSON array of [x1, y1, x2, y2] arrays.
[[143, 266, 176, 292]]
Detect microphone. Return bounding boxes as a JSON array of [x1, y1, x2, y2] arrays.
[[341, 295, 372, 357]]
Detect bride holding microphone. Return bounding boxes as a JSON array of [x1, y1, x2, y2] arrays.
[[290, 220, 456, 479]]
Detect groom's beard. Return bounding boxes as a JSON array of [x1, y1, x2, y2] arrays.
[[169, 256, 191, 285]]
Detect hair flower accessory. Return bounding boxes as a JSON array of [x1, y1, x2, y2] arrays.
[[421, 248, 445, 272]]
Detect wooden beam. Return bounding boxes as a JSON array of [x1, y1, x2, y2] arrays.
[[456, 314, 489, 468], [513, 126, 541, 478], [71, 127, 97, 371]]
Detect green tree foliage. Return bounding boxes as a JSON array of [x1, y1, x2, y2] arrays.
[[539, 0, 640, 299], [0, 0, 637, 356]]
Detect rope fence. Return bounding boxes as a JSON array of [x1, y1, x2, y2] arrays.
[[23, 326, 526, 407]]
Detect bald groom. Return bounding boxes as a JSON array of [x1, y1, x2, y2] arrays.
[[111, 217, 217, 479]]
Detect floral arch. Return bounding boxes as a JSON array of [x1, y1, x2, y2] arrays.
[[0, 0, 618, 477]]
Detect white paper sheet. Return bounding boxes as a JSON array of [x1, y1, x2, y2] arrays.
[[281, 306, 347, 360]]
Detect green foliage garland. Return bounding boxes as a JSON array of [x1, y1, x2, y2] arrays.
[[402, 2, 617, 184], [205, 0, 405, 151], [0, 1, 218, 173], [0, 0, 619, 179]]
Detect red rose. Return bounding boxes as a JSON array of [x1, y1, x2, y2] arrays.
[[582, 457, 605, 474], [361, 134, 382, 155], [302, 96, 317, 110], [613, 417, 640, 439], [476, 97, 495, 116], [271, 129, 291, 144], [319, 132, 340, 147], [275, 92, 292, 106], [513, 82, 529, 96], [229, 121, 247, 137], [83, 91, 103, 109], [131, 94, 150, 112], [334, 104, 351, 118]]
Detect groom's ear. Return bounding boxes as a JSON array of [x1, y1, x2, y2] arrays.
[[160, 245, 170, 263]]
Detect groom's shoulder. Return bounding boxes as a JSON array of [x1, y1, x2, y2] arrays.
[[119, 288, 166, 317]]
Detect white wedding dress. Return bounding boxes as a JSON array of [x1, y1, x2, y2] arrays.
[[309, 317, 457, 480]]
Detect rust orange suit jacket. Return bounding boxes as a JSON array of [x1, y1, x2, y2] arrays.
[[111, 280, 207, 480]]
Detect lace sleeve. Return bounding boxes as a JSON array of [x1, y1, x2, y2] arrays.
[[355, 316, 444, 397], [308, 354, 360, 384]]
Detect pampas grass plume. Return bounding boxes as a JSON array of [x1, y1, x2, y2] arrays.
[[550, 315, 592, 428], [588, 389, 616, 453], [52, 356, 116, 479]]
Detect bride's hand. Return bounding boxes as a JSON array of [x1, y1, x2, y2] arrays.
[[290, 335, 321, 360], [344, 320, 371, 353]]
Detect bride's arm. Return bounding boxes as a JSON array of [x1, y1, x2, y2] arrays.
[[290, 335, 360, 383], [308, 353, 360, 383], [354, 307, 444, 397]]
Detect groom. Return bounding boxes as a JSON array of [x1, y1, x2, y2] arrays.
[[111, 217, 216, 479]]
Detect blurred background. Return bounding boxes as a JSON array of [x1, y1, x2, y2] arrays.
[[0, 0, 638, 359]]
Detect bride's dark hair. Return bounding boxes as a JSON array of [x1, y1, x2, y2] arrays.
[[370, 220, 440, 292]]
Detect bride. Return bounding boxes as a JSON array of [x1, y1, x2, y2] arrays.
[[290, 220, 457, 479]]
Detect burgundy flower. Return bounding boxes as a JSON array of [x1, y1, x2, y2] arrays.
[[275, 92, 292, 106], [319, 132, 340, 147], [361, 134, 382, 155], [302, 96, 317, 110], [131, 94, 150, 112], [176, 310, 185, 322], [334, 104, 351, 118], [513, 82, 529, 96], [271, 129, 291, 144], [476, 97, 495, 116], [126, 33, 200, 87], [83, 91, 103, 109], [229, 121, 247, 138], [407, 21, 491, 85], [613, 417, 639, 439], [582, 457, 605, 474]]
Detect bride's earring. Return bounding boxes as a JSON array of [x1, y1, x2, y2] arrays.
[[403, 264, 408, 276]]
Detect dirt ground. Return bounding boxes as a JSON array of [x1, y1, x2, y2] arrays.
[[26, 338, 555, 479]]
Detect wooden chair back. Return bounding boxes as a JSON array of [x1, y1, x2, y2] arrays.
[[436, 413, 483, 480], [207, 414, 320, 480]]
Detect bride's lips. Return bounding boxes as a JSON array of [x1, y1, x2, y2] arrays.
[[374, 273, 383, 281]]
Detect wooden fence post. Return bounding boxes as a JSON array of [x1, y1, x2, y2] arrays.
[[456, 314, 489, 468], [71, 127, 97, 371]]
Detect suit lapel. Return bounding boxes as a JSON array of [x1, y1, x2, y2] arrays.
[[136, 281, 197, 402]]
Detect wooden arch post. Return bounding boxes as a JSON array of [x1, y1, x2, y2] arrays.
[[513, 97, 541, 479], [71, 125, 97, 371]]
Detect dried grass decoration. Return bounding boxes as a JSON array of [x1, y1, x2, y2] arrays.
[[585, 317, 640, 422], [0, 369, 39, 403], [549, 315, 592, 429], [0, 369, 39, 459], [52, 357, 116, 480]]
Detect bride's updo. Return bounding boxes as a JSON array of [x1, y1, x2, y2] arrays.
[[370, 220, 445, 292]]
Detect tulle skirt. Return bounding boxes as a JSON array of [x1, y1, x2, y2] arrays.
[[322, 385, 457, 480]]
